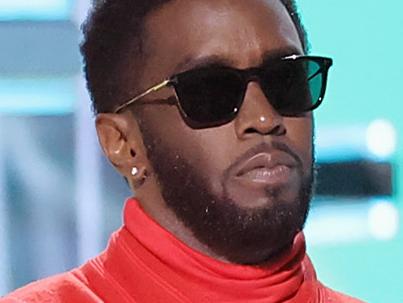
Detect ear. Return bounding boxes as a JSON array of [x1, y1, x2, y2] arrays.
[[96, 112, 146, 178]]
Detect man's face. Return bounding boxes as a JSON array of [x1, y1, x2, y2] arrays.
[[131, 0, 313, 264]]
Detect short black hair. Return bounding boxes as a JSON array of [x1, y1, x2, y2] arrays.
[[81, 0, 308, 114]]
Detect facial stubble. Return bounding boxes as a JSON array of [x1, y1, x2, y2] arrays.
[[140, 125, 313, 265]]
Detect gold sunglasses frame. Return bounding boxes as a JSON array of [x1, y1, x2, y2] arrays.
[[114, 79, 171, 114]]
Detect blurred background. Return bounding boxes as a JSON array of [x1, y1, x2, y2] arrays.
[[0, 0, 402, 302]]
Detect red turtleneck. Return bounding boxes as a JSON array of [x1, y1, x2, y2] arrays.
[[1, 198, 363, 303]]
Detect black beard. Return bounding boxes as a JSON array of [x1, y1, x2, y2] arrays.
[[140, 126, 313, 265]]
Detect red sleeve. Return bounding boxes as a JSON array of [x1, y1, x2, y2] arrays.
[[0, 271, 103, 303]]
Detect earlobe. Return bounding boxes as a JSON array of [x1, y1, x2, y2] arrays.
[[130, 166, 148, 188]]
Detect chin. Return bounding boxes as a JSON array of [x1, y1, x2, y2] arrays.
[[225, 182, 302, 211]]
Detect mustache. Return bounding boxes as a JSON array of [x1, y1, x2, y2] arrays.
[[225, 141, 303, 177]]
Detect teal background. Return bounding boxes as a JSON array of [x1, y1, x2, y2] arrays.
[[0, 0, 73, 20], [299, 1, 403, 302]]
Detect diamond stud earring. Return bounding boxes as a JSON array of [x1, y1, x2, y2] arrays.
[[131, 167, 139, 176]]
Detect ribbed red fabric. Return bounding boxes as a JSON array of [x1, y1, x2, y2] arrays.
[[1, 198, 363, 303]]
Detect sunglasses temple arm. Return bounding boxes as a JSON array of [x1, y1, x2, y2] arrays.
[[114, 79, 171, 113]]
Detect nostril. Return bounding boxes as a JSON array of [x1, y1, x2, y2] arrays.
[[245, 127, 257, 134], [271, 125, 287, 136], [244, 124, 286, 136]]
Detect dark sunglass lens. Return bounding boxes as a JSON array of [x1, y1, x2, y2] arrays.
[[306, 60, 324, 107], [174, 67, 244, 126], [261, 58, 324, 116]]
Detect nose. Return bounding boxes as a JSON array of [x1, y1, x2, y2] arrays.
[[234, 82, 286, 139]]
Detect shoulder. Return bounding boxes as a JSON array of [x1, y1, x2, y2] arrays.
[[0, 270, 100, 303]]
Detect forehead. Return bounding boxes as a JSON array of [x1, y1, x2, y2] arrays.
[[142, 0, 302, 77]]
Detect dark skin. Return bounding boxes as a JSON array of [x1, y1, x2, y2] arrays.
[[96, 0, 313, 264]]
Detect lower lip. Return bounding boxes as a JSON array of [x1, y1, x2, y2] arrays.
[[235, 165, 294, 186]]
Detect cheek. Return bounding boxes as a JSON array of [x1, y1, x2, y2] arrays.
[[187, 130, 239, 197], [285, 117, 313, 173], [177, 125, 237, 184], [138, 105, 234, 180]]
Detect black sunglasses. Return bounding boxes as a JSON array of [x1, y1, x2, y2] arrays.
[[114, 55, 333, 128]]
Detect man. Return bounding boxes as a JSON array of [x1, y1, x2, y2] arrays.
[[1, 0, 363, 302]]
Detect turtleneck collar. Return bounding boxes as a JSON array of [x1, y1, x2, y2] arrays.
[[3, 198, 363, 303], [96, 198, 317, 303]]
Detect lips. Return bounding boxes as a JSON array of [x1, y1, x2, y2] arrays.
[[234, 151, 298, 186]]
